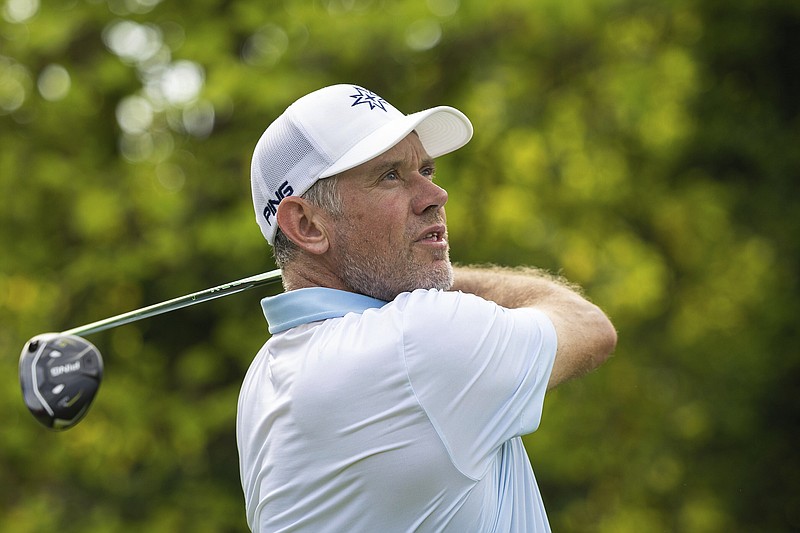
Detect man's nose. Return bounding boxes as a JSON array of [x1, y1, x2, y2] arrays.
[[412, 174, 448, 215]]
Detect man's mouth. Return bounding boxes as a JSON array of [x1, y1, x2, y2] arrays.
[[416, 224, 447, 243]]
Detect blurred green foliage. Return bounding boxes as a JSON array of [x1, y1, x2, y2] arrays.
[[1, 0, 798, 531]]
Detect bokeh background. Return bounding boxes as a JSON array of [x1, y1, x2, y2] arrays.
[[1, 0, 798, 531]]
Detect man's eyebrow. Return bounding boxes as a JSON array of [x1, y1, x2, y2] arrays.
[[421, 158, 436, 169], [368, 157, 436, 175]]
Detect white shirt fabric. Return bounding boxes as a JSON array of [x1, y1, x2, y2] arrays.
[[237, 287, 558, 532]]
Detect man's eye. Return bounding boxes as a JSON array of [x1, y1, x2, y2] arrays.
[[382, 171, 399, 181], [421, 166, 436, 178]]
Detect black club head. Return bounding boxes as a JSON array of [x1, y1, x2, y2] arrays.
[[19, 333, 104, 430]]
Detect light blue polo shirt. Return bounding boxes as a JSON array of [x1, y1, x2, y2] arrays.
[[237, 287, 558, 532]]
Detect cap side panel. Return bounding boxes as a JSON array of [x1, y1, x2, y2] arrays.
[[251, 117, 333, 244]]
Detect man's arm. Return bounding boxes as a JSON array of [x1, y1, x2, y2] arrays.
[[452, 265, 617, 389]]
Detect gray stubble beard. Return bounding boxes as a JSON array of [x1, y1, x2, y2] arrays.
[[340, 248, 454, 302]]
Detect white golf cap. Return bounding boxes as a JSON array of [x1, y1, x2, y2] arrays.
[[251, 84, 473, 245]]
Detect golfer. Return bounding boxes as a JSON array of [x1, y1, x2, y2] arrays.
[[237, 84, 617, 532]]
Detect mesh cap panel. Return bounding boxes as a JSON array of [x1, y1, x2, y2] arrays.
[[251, 116, 332, 243]]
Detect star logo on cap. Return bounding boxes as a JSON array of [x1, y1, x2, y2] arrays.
[[349, 86, 388, 112]]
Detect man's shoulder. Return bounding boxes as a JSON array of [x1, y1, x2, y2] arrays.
[[390, 288, 487, 311], [388, 288, 518, 326], [386, 289, 556, 356], [385, 289, 502, 341]]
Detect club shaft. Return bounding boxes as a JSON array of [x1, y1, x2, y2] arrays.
[[61, 269, 283, 337]]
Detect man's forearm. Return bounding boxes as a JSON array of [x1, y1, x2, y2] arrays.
[[451, 265, 578, 309]]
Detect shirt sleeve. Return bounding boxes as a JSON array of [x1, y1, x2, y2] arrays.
[[398, 289, 558, 479]]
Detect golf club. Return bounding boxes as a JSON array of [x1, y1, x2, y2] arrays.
[[19, 269, 283, 430]]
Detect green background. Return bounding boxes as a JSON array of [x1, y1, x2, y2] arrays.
[[1, 0, 797, 531]]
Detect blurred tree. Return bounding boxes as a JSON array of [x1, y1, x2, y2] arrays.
[[1, 0, 797, 531]]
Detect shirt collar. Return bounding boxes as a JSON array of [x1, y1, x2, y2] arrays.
[[261, 287, 388, 334]]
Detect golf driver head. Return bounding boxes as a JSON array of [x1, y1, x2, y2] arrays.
[[19, 333, 103, 430]]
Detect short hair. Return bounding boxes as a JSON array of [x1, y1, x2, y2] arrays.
[[272, 175, 343, 267]]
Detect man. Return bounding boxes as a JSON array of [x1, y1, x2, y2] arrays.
[[237, 84, 617, 532]]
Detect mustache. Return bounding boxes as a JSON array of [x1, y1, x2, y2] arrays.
[[411, 212, 447, 233]]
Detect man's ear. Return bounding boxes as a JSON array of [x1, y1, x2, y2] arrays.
[[275, 197, 330, 255]]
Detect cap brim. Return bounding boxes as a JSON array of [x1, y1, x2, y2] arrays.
[[320, 106, 473, 179]]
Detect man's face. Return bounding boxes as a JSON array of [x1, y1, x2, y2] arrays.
[[327, 133, 453, 301]]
